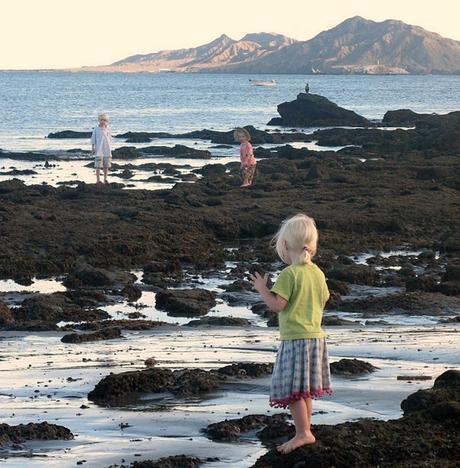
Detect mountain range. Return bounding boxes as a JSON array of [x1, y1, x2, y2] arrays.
[[80, 17, 460, 75]]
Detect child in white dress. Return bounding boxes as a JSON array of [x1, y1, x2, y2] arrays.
[[91, 113, 112, 185]]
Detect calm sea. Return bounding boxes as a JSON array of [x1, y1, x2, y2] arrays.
[[0, 72, 459, 151]]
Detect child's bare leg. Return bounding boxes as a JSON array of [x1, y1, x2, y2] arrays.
[[96, 168, 101, 184], [305, 397, 313, 428], [277, 398, 315, 454], [103, 166, 109, 184]]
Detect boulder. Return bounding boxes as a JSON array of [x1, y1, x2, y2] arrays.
[[401, 370, 460, 414], [47, 130, 91, 139], [128, 455, 202, 468], [65, 265, 136, 288], [155, 288, 216, 317], [217, 362, 273, 378], [341, 292, 460, 316], [112, 146, 142, 159], [61, 327, 121, 343], [121, 284, 142, 302], [0, 422, 73, 447], [267, 93, 371, 127], [330, 358, 378, 376], [0, 301, 15, 326], [206, 414, 290, 442], [185, 316, 251, 327], [140, 145, 211, 159], [13, 293, 110, 323], [70, 319, 166, 331], [88, 367, 220, 404]]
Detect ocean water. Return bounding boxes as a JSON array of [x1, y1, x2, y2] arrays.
[[0, 72, 459, 152]]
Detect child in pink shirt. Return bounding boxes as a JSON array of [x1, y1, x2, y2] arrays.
[[234, 128, 257, 187]]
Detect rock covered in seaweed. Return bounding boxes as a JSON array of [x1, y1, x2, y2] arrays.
[[267, 93, 371, 127], [0, 422, 73, 447], [252, 370, 460, 468], [61, 327, 122, 343], [330, 358, 378, 376], [155, 288, 216, 317]]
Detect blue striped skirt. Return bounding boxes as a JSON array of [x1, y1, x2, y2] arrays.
[[269, 338, 332, 408]]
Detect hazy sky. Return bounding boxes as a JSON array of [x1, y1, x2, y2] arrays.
[[2, 0, 460, 69]]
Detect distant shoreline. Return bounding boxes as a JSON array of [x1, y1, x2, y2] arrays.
[[1, 69, 459, 76]]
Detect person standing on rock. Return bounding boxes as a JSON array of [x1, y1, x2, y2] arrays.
[[91, 113, 112, 185], [234, 128, 256, 187], [251, 214, 331, 455]]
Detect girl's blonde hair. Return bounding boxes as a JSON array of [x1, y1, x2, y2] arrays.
[[98, 113, 109, 122], [272, 213, 318, 265], [233, 127, 251, 141]]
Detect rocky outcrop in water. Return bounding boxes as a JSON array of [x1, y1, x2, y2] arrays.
[[401, 370, 460, 414], [88, 362, 272, 405], [0, 422, 73, 447], [205, 413, 290, 442], [61, 327, 122, 343], [155, 288, 216, 317], [252, 370, 460, 468], [267, 93, 371, 127], [330, 358, 378, 376]]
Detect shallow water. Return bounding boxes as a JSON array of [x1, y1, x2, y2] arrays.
[[1, 324, 458, 467]]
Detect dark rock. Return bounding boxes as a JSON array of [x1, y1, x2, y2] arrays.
[[155, 288, 216, 317], [65, 265, 136, 288], [443, 264, 460, 281], [185, 316, 251, 327], [217, 362, 273, 378], [140, 145, 211, 159], [267, 93, 370, 127], [47, 130, 92, 139], [112, 146, 142, 159], [341, 292, 460, 316], [252, 405, 460, 467], [119, 168, 135, 179], [88, 367, 220, 404], [13, 293, 110, 323], [330, 358, 378, 376], [194, 164, 227, 176], [0, 422, 73, 446], [327, 264, 381, 285], [61, 327, 122, 343], [121, 284, 142, 302], [88, 368, 176, 404], [205, 413, 290, 442], [401, 370, 460, 415], [0, 301, 15, 326], [128, 455, 202, 468], [70, 319, 166, 331], [142, 260, 183, 287], [405, 275, 438, 292], [125, 135, 152, 143], [0, 169, 37, 176], [322, 315, 355, 326]]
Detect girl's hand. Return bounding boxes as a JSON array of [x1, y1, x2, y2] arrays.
[[250, 272, 268, 293]]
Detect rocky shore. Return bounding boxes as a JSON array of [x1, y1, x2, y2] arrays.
[[0, 99, 459, 466]]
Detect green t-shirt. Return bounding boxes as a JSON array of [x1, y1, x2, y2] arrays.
[[271, 263, 330, 340]]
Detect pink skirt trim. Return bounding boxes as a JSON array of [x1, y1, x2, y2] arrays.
[[269, 387, 333, 409]]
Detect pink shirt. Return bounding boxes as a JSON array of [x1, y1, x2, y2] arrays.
[[240, 141, 256, 167]]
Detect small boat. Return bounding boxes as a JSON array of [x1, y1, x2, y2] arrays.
[[249, 79, 277, 87]]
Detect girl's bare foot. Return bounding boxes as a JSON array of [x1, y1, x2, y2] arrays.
[[277, 432, 316, 454], [104, 180, 109, 185]]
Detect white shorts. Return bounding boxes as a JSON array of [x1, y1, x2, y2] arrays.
[[95, 156, 112, 169]]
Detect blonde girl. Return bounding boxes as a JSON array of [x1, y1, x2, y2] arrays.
[[251, 213, 331, 454], [234, 128, 256, 187], [91, 113, 112, 185]]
